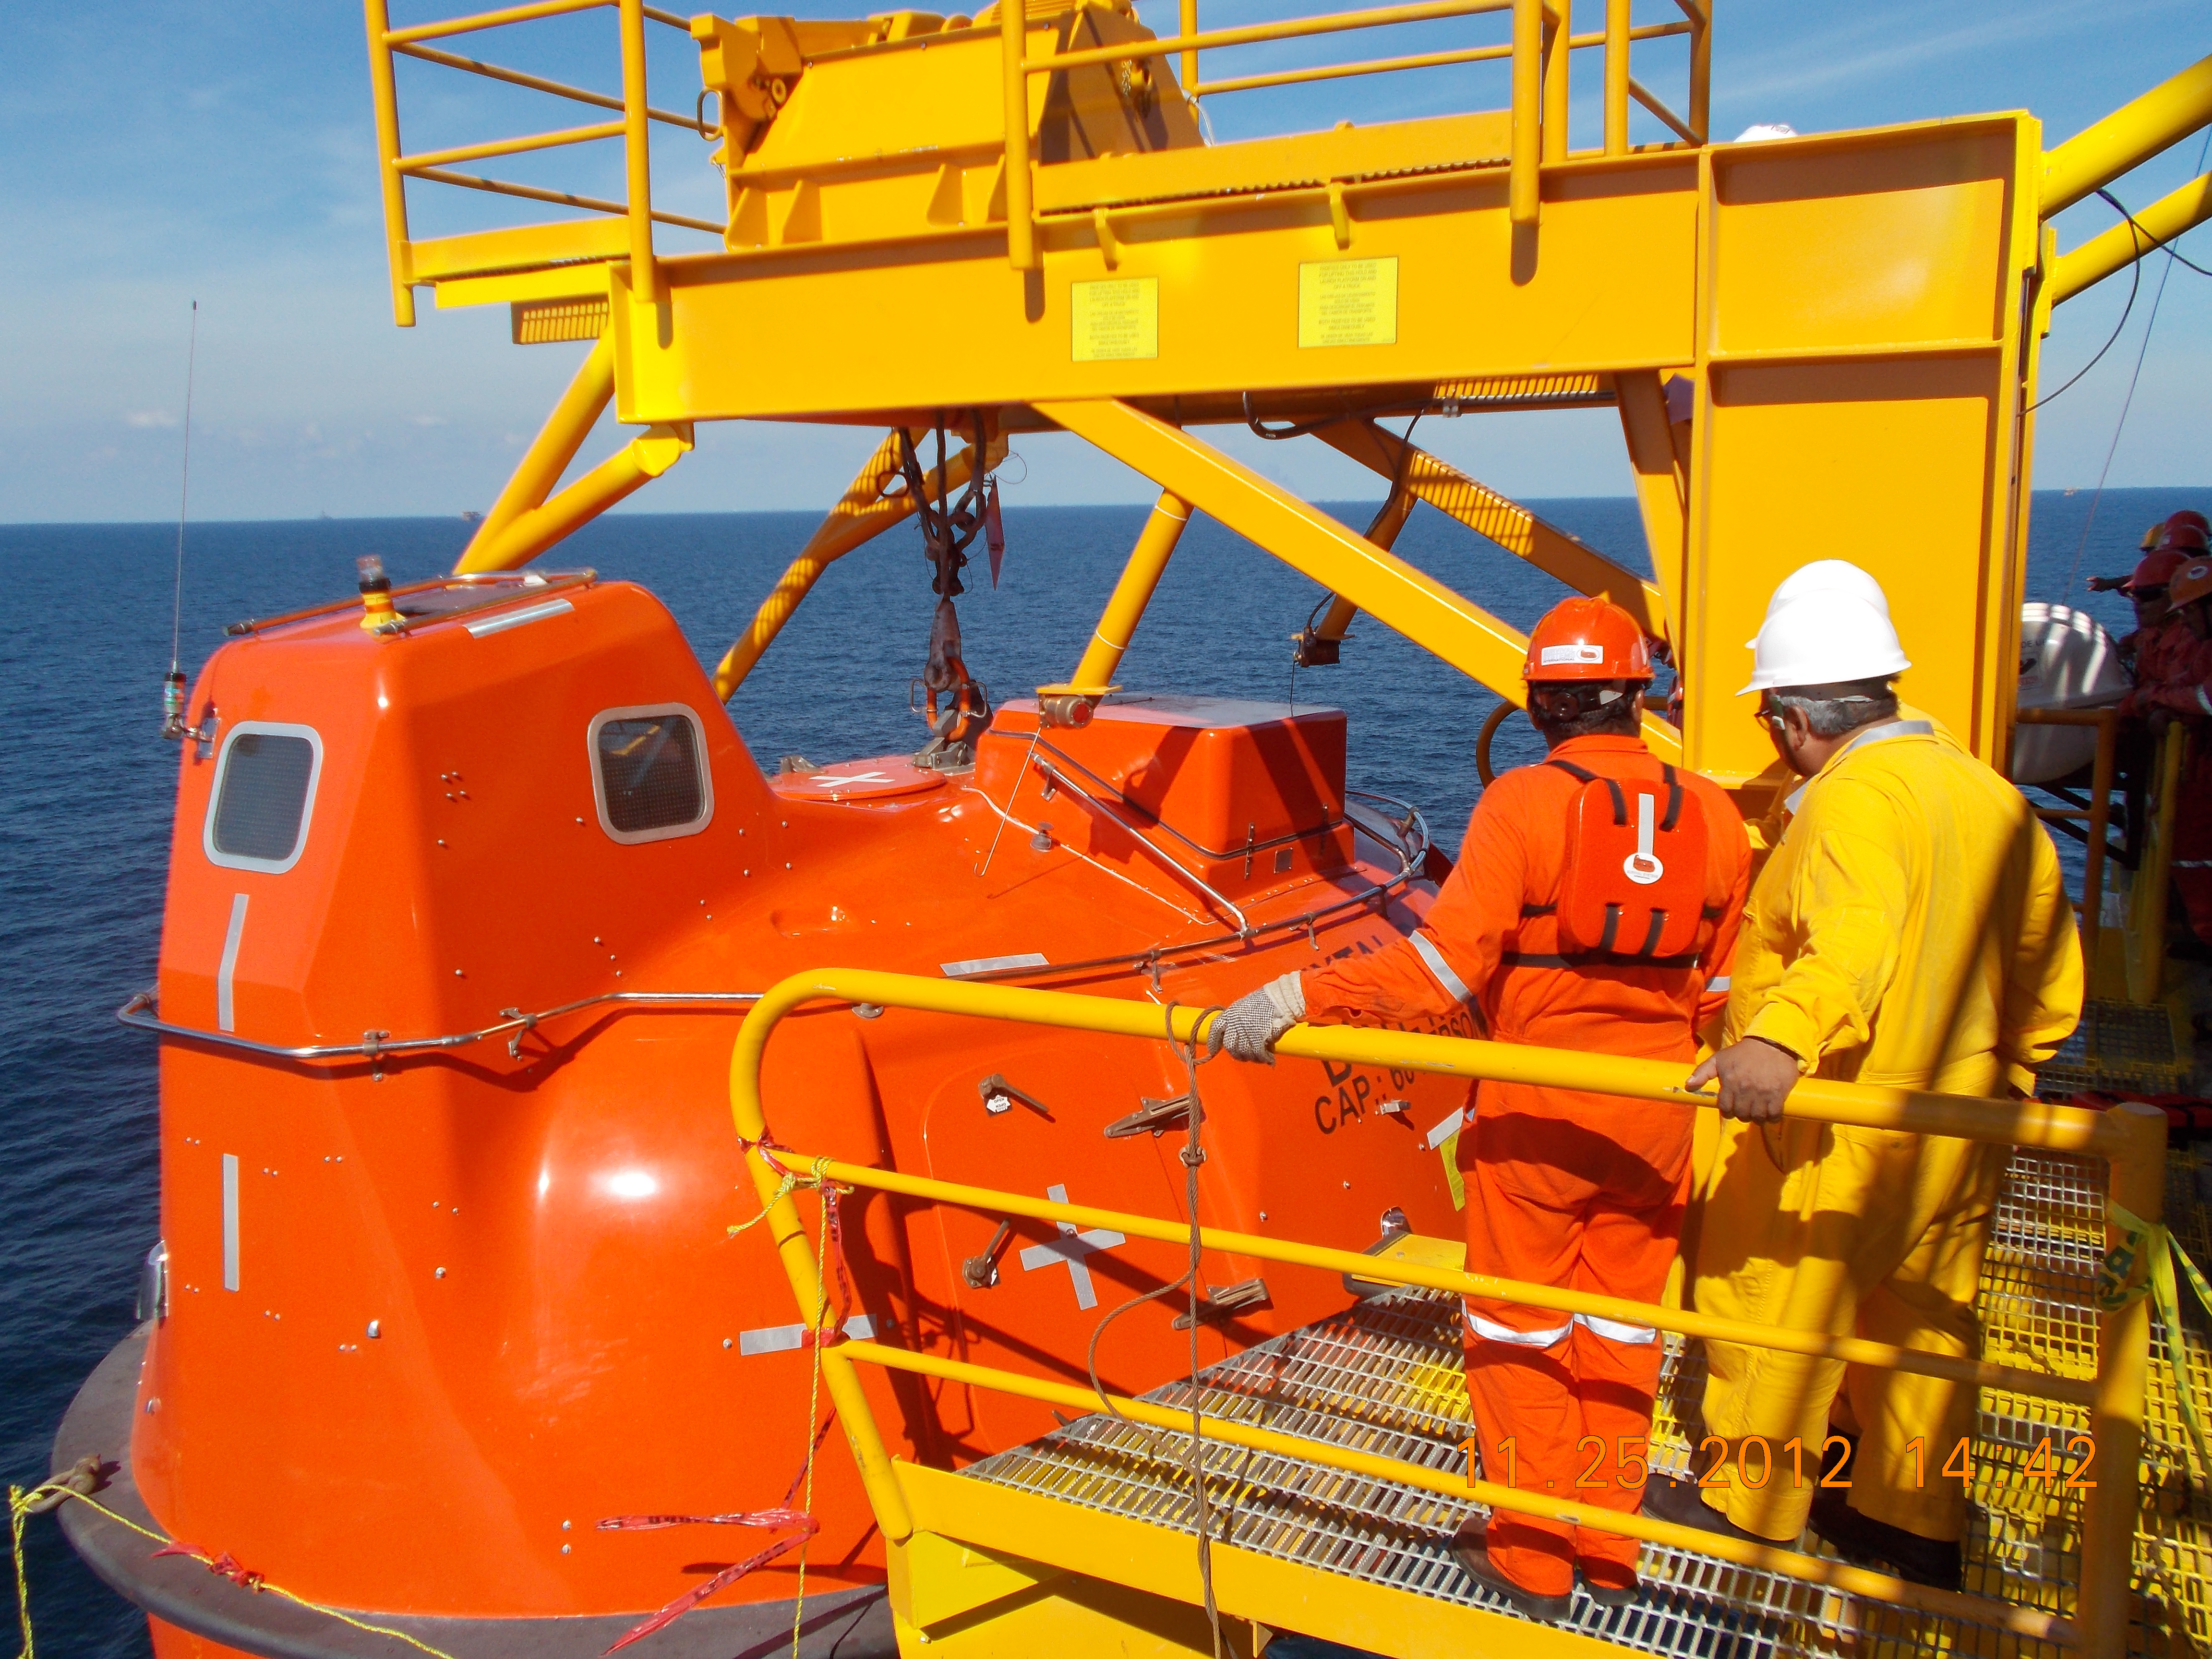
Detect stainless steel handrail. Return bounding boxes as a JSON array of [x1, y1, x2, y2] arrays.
[[115, 987, 762, 1062]]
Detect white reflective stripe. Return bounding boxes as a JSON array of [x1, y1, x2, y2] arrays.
[[216, 894, 249, 1034], [221, 1154, 240, 1293], [738, 1314, 875, 1356], [1425, 1106, 1466, 1150], [1464, 1307, 1572, 1347], [1575, 1310, 1658, 1345], [1705, 975, 1731, 992], [2197, 685, 2212, 718], [1409, 930, 1474, 1003]]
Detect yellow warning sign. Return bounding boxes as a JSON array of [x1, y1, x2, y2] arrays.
[[1071, 277, 1158, 362], [1298, 257, 1398, 349]]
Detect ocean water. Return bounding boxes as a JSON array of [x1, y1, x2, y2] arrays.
[[2, 485, 2205, 1655]]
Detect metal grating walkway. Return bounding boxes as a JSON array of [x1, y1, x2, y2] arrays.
[[960, 1149, 2212, 1659]]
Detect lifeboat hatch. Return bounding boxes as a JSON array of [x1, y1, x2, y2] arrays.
[[978, 695, 1356, 900]]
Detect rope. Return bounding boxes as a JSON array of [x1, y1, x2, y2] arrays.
[[2101, 1199, 2212, 1478], [613, 1146, 850, 1656], [1166, 1002, 1226, 1659], [5, 1478, 457, 1659]]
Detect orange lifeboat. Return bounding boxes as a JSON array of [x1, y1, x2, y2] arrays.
[[61, 567, 1471, 1656]]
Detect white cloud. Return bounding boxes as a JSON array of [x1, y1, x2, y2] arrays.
[[411, 414, 447, 427], [125, 410, 177, 429]]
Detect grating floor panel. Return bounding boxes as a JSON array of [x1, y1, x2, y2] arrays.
[[959, 1149, 2212, 1659], [2039, 1001, 2189, 1098]]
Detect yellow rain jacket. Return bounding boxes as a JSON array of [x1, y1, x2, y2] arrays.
[[1694, 718, 2081, 1544]]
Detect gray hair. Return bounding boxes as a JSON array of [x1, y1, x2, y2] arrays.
[[1767, 676, 1898, 739]]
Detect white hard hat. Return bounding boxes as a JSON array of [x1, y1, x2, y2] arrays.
[[1740, 594, 1911, 695], [1755, 560, 1893, 630]]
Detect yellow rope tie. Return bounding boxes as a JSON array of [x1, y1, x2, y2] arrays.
[[10, 1486, 35, 1659], [5, 1480, 458, 1659], [2102, 1199, 2212, 1476]]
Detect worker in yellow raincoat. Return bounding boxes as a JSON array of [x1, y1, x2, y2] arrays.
[[1646, 577, 2082, 1590]]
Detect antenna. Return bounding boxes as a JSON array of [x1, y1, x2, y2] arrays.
[[161, 301, 199, 738]]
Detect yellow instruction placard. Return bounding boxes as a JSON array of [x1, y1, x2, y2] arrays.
[[1298, 257, 1398, 349], [1071, 277, 1158, 362]]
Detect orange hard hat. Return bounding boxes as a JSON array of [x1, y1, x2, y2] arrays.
[[2125, 549, 2189, 591], [1524, 596, 1651, 682], [2168, 558, 2212, 610], [2168, 523, 2212, 554], [2143, 522, 2170, 550], [2170, 511, 2212, 540]]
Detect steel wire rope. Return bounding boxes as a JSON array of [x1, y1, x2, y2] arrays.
[[1080, 1001, 1229, 1658], [2055, 136, 2212, 599]]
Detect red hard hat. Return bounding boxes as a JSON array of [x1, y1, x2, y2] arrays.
[[2125, 549, 2188, 591], [2169, 559, 2212, 611], [2169, 510, 2211, 539], [1524, 597, 1652, 682], [2168, 521, 2212, 553]]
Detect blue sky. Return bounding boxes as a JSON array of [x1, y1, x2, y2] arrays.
[[1, 0, 2206, 521]]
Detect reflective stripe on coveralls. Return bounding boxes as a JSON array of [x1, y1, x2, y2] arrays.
[[1409, 929, 1474, 1003], [1695, 721, 2080, 1546], [1300, 733, 1752, 1598], [1463, 1309, 1658, 1346]]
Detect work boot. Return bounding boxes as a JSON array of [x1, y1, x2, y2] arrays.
[[1640, 1470, 1792, 1547], [1809, 1487, 1963, 1591], [1576, 1563, 1643, 1609], [1451, 1518, 1573, 1623]]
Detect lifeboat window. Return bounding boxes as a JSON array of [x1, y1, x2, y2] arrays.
[[204, 723, 324, 874], [589, 705, 713, 843]]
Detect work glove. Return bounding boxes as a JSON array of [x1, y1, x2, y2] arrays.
[[1207, 973, 1306, 1064]]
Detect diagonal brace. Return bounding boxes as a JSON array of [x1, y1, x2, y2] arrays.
[[1039, 398, 1681, 760]]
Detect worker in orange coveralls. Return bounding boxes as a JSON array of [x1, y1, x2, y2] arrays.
[[1210, 598, 1752, 1620], [2091, 542, 2188, 683], [2124, 535, 2212, 950]]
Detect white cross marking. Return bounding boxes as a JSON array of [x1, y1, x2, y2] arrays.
[[1018, 1184, 1126, 1310], [811, 770, 895, 788]]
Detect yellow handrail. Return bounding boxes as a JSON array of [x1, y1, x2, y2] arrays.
[[728, 968, 2162, 1657], [1028, 0, 1513, 76], [768, 1149, 2098, 1406]]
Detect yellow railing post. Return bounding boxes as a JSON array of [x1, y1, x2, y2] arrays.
[[2130, 720, 2184, 1003], [1002, 0, 1038, 270], [2086, 707, 2117, 975], [1603, 0, 1629, 156], [1180, 0, 1199, 103], [618, 0, 657, 302], [362, 0, 417, 326], [1510, 0, 1541, 224], [1687, 2, 1709, 142], [2078, 1100, 2166, 1659]]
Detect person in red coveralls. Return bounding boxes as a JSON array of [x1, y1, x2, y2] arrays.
[[2091, 543, 2187, 681], [1209, 597, 1752, 1619], [2123, 532, 2212, 949]]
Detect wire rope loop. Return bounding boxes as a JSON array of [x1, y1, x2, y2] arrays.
[[1475, 698, 1513, 786]]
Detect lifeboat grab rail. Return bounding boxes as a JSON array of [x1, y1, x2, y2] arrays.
[[114, 987, 762, 1063], [107, 792, 1428, 1062], [729, 967, 2163, 1659]]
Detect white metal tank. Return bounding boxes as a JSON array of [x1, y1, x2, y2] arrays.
[[2013, 601, 2128, 783]]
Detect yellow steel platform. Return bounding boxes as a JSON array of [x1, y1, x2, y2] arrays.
[[951, 1146, 2212, 1659]]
